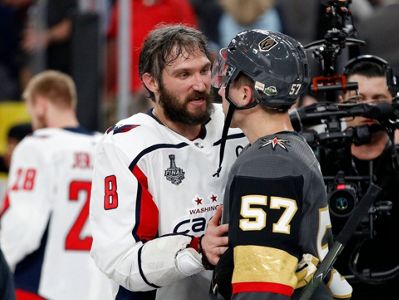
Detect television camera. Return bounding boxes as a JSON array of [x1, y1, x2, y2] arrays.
[[291, 0, 399, 289], [290, 101, 399, 230]]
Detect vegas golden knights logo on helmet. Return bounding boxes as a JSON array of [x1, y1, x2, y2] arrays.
[[259, 37, 277, 51]]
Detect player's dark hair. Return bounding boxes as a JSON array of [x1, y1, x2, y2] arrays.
[[139, 24, 211, 101]]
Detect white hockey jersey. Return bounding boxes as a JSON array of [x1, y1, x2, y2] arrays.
[[90, 104, 247, 300], [0, 127, 112, 300]]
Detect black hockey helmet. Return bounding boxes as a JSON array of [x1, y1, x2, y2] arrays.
[[212, 29, 310, 110]]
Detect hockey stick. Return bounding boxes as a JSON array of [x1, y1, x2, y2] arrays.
[[299, 183, 382, 300]]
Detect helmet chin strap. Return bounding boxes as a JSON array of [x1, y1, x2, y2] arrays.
[[213, 82, 259, 177], [213, 101, 235, 177], [214, 83, 235, 177]]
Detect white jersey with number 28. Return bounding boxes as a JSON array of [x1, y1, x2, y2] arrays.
[[0, 127, 112, 300]]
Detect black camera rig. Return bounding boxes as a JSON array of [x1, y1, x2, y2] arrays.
[[306, 0, 365, 102], [292, 100, 399, 295], [292, 0, 399, 294], [290, 100, 399, 230], [290, 0, 399, 231]]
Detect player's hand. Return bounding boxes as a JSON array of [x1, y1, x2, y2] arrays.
[[200, 205, 228, 266]]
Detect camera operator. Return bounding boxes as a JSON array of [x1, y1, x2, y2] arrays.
[[342, 55, 399, 147], [335, 54, 399, 299]]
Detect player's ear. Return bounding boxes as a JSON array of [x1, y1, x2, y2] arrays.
[[142, 73, 159, 94], [236, 84, 254, 107]]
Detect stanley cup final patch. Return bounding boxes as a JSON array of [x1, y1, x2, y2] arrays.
[[164, 154, 185, 185], [259, 136, 289, 151]]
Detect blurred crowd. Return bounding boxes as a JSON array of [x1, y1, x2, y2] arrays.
[[0, 0, 398, 130]]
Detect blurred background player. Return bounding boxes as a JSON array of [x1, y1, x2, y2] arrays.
[[0, 70, 111, 299], [90, 24, 247, 299]]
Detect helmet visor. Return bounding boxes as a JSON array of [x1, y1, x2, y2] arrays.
[[211, 48, 229, 88]]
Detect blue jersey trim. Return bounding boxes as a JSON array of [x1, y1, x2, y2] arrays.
[[115, 286, 156, 300], [128, 143, 189, 170], [63, 126, 95, 135]]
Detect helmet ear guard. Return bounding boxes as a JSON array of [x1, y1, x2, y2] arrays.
[[343, 55, 398, 97]]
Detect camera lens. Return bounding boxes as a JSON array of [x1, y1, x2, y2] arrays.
[[328, 189, 356, 217]]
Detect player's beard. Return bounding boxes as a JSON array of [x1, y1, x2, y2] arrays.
[[159, 83, 213, 125]]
